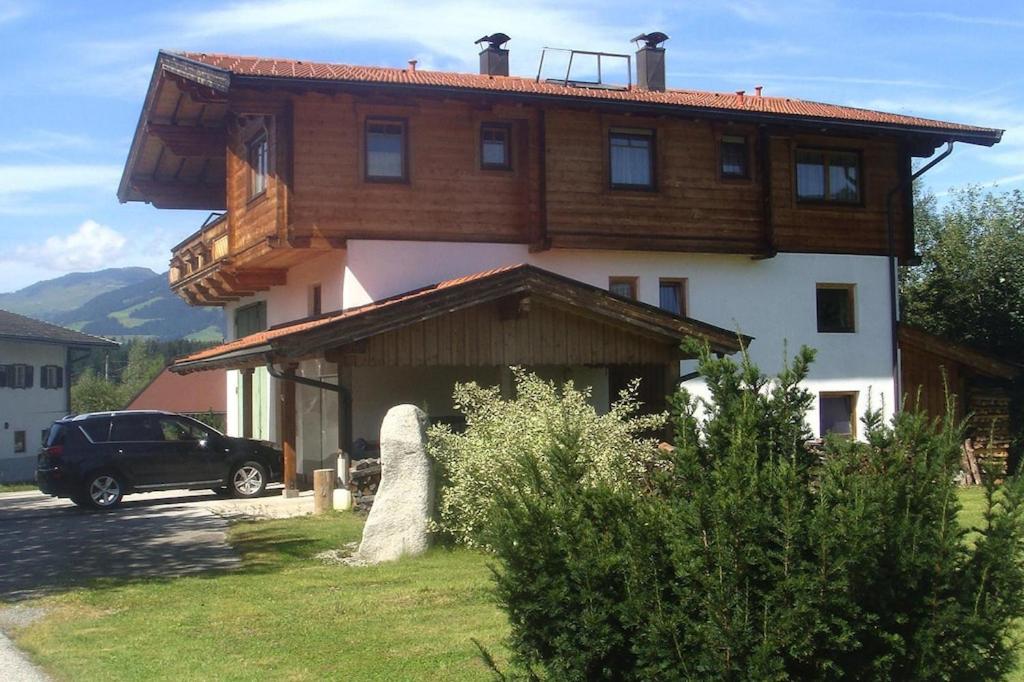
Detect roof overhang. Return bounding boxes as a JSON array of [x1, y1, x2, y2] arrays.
[[171, 264, 748, 374], [118, 52, 230, 209], [899, 325, 1020, 381]]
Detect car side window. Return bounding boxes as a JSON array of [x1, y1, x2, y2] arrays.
[[110, 415, 163, 442], [159, 417, 208, 442]]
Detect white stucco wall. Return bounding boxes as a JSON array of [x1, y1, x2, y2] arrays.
[[0, 340, 68, 482], [343, 240, 896, 437], [224, 239, 895, 444], [224, 251, 346, 438]]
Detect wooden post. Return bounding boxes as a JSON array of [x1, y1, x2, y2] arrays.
[[313, 468, 335, 514], [241, 368, 254, 439], [281, 367, 298, 497]]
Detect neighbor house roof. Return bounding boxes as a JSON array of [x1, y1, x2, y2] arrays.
[[0, 309, 118, 348], [126, 367, 228, 413], [899, 325, 1020, 381], [177, 50, 1001, 139], [171, 264, 747, 373]]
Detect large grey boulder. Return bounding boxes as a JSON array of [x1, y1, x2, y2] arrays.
[[356, 405, 434, 563]]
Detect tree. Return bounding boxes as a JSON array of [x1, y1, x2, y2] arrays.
[[70, 368, 123, 413], [117, 341, 165, 404], [482, 344, 1024, 680], [902, 186, 1024, 362]]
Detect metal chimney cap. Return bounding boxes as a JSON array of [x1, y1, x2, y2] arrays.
[[632, 32, 669, 48], [475, 33, 511, 49]]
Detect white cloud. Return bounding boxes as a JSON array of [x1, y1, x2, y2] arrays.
[[0, 0, 26, 24], [0, 164, 122, 197], [0, 130, 97, 156], [14, 220, 127, 272], [177, 0, 633, 72]]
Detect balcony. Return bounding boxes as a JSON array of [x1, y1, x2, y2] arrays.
[[169, 212, 286, 306]]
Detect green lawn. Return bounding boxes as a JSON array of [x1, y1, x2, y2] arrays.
[[5, 488, 1020, 680], [12, 513, 507, 681], [0, 483, 36, 493]]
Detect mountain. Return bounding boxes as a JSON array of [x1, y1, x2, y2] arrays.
[[0, 267, 155, 318], [0, 268, 225, 342]]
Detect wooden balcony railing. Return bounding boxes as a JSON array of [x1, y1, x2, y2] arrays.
[[168, 212, 286, 306], [169, 212, 228, 285]]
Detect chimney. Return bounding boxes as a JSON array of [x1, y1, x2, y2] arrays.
[[632, 32, 669, 92], [475, 33, 510, 77]]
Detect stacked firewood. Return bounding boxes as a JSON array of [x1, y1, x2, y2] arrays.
[[348, 459, 381, 512]]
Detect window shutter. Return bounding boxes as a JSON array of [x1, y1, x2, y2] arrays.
[[40, 366, 48, 389], [56, 366, 64, 389], [25, 365, 34, 389], [0, 364, 7, 388]]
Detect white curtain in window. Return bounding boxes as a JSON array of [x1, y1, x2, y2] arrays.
[[367, 132, 403, 177], [796, 160, 825, 198], [611, 136, 651, 186]]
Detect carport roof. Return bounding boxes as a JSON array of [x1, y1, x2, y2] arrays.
[[170, 264, 748, 373]]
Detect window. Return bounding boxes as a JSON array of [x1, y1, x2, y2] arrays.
[[79, 418, 112, 443], [247, 132, 268, 198], [110, 415, 163, 442], [365, 119, 407, 182], [796, 148, 861, 203], [159, 417, 209, 442], [234, 301, 267, 338], [609, 129, 655, 190], [7, 364, 32, 389], [820, 392, 857, 438], [720, 135, 749, 179], [481, 123, 511, 170], [659, 279, 687, 316], [310, 284, 322, 316], [816, 284, 855, 333], [40, 365, 63, 389], [609, 276, 638, 300], [14, 430, 25, 453]]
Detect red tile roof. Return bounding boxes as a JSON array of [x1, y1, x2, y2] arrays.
[[174, 51, 1000, 137], [172, 263, 745, 371], [176, 264, 526, 365], [127, 367, 228, 413]]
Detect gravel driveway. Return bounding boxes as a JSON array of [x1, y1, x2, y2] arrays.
[[0, 490, 242, 601]]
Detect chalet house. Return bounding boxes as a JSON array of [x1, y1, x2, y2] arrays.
[[0, 310, 117, 482], [117, 35, 1002, 493]]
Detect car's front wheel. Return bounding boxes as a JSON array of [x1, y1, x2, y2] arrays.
[[230, 461, 267, 499], [84, 472, 124, 510]]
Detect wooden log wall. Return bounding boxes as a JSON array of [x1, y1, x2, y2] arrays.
[[329, 299, 677, 368], [217, 87, 914, 264], [968, 385, 1013, 475]]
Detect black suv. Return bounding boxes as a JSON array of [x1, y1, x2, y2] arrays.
[[37, 411, 283, 510]]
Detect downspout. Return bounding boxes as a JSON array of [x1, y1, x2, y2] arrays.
[[265, 360, 352, 486], [886, 140, 954, 412]]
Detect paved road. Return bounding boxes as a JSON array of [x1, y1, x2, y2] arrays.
[[0, 490, 242, 601]]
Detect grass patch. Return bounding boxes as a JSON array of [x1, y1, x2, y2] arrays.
[[13, 513, 507, 681], [8, 488, 1021, 680], [0, 483, 36, 493]]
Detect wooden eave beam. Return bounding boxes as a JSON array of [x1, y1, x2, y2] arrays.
[[128, 177, 226, 210], [146, 123, 226, 157]]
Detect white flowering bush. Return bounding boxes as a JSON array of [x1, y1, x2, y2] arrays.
[[428, 367, 665, 547]]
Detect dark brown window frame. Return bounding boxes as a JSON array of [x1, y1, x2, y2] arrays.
[[795, 147, 864, 206], [480, 122, 512, 171], [816, 283, 856, 333], [609, 276, 639, 300], [819, 391, 858, 439], [718, 133, 751, 180], [13, 430, 26, 454], [608, 128, 657, 192], [364, 117, 409, 183], [309, 283, 323, 317], [658, 278, 688, 316], [246, 130, 269, 202]]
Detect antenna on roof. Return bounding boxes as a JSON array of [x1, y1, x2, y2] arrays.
[[631, 32, 669, 49], [475, 33, 511, 50]]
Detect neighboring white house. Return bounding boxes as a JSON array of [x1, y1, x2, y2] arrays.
[[117, 43, 1002, 491], [0, 310, 117, 482]]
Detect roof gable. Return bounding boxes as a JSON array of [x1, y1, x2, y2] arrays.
[[172, 264, 746, 373], [0, 309, 118, 348]]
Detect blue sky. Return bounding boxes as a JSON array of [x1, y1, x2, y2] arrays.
[[0, 0, 1021, 292]]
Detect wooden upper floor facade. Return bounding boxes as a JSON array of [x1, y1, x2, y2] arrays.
[[118, 50, 1003, 305]]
